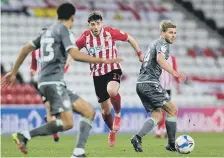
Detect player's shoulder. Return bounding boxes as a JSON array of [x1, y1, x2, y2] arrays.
[[53, 22, 64, 31], [82, 30, 91, 36], [50, 22, 66, 36], [156, 38, 167, 45], [104, 26, 118, 32]]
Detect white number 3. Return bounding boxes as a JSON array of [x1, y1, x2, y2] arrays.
[[40, 30, 55, 62]]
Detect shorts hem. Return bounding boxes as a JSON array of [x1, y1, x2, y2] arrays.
[[51, 108, 72, 116]]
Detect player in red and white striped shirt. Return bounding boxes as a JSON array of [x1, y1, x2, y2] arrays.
[[76, 11, 144, 147], [155, 55, 179, 138], [30, 48, 72, 142]]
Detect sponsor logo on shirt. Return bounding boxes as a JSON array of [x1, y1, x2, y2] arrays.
[[89, 47, 95, 54], [161, 45, 167, 53], [89, 45, 112, 54]]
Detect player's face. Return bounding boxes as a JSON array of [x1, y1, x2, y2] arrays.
[[89, 20, 103, 36], [164, 28, 176, 44]]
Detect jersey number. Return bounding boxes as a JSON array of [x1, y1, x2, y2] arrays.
[[40, 30, 54, 62]]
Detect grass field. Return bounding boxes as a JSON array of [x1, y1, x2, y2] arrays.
[[1, 133, 224, 157]]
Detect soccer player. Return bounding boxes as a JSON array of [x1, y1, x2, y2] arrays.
[[155, 55, 179, 138], [75, 11, 144, 147], [30, 48, 72, 142], [1, 3, 122, 157], [130, 20, 185, 152]]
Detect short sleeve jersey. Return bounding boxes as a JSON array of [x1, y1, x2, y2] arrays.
[[30, 22, 76, 83], [137, 37, 170, 83]]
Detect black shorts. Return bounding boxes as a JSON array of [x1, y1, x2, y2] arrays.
[[93, 69, 122, 103]]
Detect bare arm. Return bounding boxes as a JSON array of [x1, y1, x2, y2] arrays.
[[69, 47, 123, 64], [127, 34, 141, 52], [1, 43, 36, 87], [12, 43, 36, 75], [127, 34, 144, 62], [157, 53, 176, 75], [69, 47, 103, 63], [157, 53, 185, 81], [65, 54, 73, 67]]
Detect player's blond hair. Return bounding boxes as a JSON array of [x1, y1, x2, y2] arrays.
[[160, 20, 176, 32]]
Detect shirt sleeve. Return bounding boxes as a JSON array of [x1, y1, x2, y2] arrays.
[[75, 33, 86, 50], [60, 25, 77, 52], [30, 35, 41, 49], [156, 42, 167, 55], [30, 50, 37, 71], [109, 28, 128, 41]]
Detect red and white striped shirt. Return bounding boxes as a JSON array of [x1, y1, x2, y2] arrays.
[[76, 27, 128, 76], [30, 49, 41, 72], [160, 55, 179, 90]]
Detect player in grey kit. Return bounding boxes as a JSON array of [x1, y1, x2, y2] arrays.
[[130, 20, 185, 152], [1, 3, 122, 157]]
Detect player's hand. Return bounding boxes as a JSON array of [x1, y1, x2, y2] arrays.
[[1, 71, 17, 88], [138, 53, 144, 62], [102, 57, 124, 64], [173, 71, 186, 82]]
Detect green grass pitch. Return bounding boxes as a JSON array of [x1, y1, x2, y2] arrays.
[[1, 133, 224, 157]]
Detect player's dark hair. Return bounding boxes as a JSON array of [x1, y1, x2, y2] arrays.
[[88, 11, 103, 23], [57, 3, 76, 20]]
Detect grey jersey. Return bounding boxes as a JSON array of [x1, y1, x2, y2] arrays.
[[137, 37, 169, 83], [30, 22, 76, 84]]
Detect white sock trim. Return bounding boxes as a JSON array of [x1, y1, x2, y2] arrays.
[[80, 117, 93, 127], [21, 131, 31, 140], [115, 113, 121, 117]]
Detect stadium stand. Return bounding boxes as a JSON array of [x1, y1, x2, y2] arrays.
[[1, 0, 224, 107], [176, 0, 224, 37]]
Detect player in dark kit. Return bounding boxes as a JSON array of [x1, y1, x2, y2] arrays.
[[1, 3, 122, 157], [130, 20, 185, 152]]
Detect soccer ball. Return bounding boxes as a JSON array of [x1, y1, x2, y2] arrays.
[[175, 135, 195, 154]]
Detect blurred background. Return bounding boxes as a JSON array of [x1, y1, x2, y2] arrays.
[[1, 0, 224, 134]]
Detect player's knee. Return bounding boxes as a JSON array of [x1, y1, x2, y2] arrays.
[[90, 109, 96, 120], [102, 108, 111, 115], [84, 107, 96, 121], [152, 108, 163, 123], [64, 120, 74, 130], [101, 101, 111, 115], [60, 114, 74, 130], [168, 107, 178, 117], [108, 89, 118, 97], [173, 108, 178, 116]]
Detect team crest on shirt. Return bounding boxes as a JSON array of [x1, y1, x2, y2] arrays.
[[89, 47, 95, 54], [105, 35, 111, 41], [161, 45, 167, 53]]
